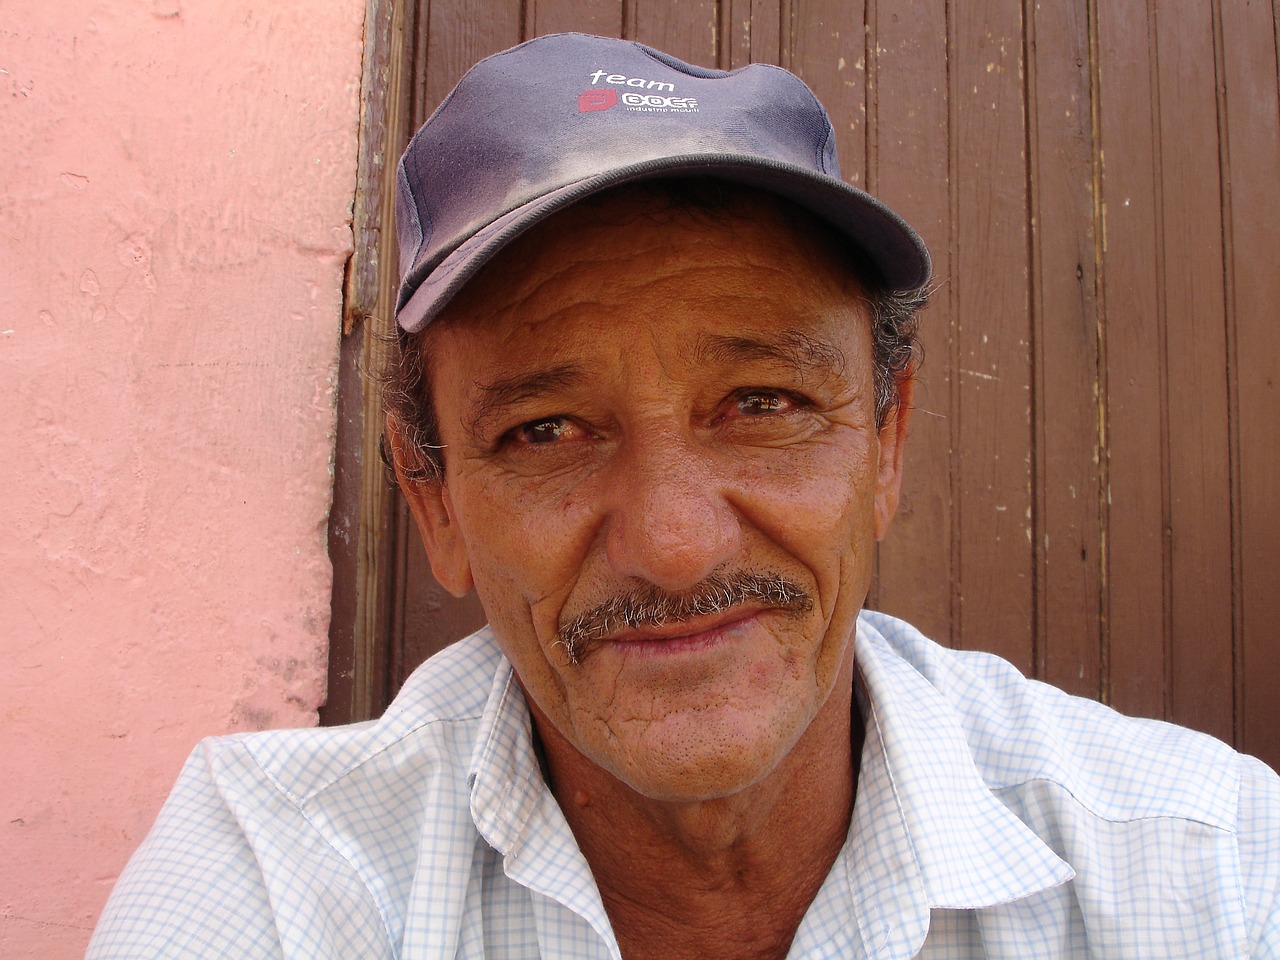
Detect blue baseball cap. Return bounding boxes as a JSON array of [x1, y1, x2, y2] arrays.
[[394, 32, 931, 333]]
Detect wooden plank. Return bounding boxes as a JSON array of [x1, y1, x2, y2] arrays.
[[1094, 0, 1167, 721], [1025, 0, 1102, 697], [346, 0, 397, 336], [1152, 0, 1233, 744], [866, 0, 954, 642], [325, 305, 374, 724], [527, 0, 623, 40], [753, 0, 784, 65], [420, 0, 524, 123], [324, 0, 413, 723], [949, 0, 1034, 671], [628, 0, 717, 65], [787, 0, 868, 188], [725, 0, 783, 68], [1218, 0, 1280, 771]]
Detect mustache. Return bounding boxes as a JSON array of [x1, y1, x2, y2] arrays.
[[555, 571, 814, 665]]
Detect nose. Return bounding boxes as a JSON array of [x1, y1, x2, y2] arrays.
[[603, 429, 743, 592]]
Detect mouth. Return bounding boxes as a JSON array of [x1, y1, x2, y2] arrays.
[[608, 604, 763, 642], [595, 606, 766, 658], [554, 571, 814, 665], [558, 604, 768, 665]]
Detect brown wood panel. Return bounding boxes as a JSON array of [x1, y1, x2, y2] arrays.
[[1153, 0, 1233, 743], [787, 0, 868, 189], [325, 0, 417, 724], [1095, 0, 1168, 721], [418, 0, 525, 127], [628, 0, 718, 65], [337, 0, 1280, 764], [526, 0, 623, 39], [867, 0, 954, 642], [1026, 0, 1103, 698], [950, 0, 1035, 671], [724, 0, 783, 67], [1218, 0, 1280, 772]]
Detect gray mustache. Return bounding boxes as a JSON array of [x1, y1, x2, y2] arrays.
[[556, 572, 814, 664]]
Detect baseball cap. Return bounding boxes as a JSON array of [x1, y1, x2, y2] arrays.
[[394, 32, 931, 334]]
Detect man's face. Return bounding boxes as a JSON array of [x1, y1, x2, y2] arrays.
[[399, 187, 910, 803]]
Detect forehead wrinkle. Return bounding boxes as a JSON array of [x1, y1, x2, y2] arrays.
[[693, 329, 849, 385], [464, 363, 586, 441]]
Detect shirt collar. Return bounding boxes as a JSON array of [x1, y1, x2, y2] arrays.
[[467, 655, 544, 859], [848, 615, 1074, 910], [466, 648, 621, 957]]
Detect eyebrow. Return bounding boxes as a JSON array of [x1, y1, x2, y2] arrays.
[[693, 330, 848, 383], [465, 363, 586, 440]]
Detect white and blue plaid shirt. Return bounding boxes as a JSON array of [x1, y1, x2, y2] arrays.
[[87, 612, 1279, 958]]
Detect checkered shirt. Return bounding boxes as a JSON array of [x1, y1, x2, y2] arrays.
[[86, 611, 1280, 958]]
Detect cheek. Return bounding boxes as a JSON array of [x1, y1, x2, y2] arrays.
[[729, 443, 882, 655], [735, 442, 880, 555], [450, 476, 600, 649]]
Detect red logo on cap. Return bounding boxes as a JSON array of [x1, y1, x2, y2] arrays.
[[578, 88, 618, 112]]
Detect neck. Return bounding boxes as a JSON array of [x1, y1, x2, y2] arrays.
[[528, 658, 862, 960]]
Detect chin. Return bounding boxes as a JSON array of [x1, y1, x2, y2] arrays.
[[607, 714, 801, 804]]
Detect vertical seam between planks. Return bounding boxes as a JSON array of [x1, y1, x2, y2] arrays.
[[945, 0, 961, 648], [779, 0, 793, 71], [1147, 0, 1175, 723], [415, 0, 432, 129], [386, 0, 414, 709], [865, 0, 877, 196], [1086, 0, 1109, 705], [714, 0, 725, 68], [864, 0, 879, 610], [716, 0, 727, 67], [1210, 0, 1243, 750], [1022, 0, 1044, 682]]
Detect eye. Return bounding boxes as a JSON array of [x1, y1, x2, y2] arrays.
[[510, 416, 583, 445], [734, 390, 792, 417]]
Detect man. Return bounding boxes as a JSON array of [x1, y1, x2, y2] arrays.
[[89, 33, 1277, 959]]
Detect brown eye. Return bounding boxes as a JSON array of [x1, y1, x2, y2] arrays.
[[519, 417, 572, 444], [736, 392, 788, 416]]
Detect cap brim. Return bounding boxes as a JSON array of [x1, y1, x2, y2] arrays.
[[396, 154, 931, 334]]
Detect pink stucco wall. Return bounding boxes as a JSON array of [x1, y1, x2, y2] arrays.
[[1, 2, 365, 955]]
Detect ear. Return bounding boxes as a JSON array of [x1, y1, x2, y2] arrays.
[[873, 372, 915, 541], [386, 416, 475, 598]]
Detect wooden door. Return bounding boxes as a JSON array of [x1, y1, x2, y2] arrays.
[[326, 0, 1280, 773]]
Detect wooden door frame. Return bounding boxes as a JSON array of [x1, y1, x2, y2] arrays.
[[322, 0, 413, 724]]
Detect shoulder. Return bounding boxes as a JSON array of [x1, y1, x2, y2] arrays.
[[1238, 752, 1280, 955], [87, 630, 509, 959], [221, 628, 506, 803], [859, 611, 1280, 953], [858, 610, 1272, 827]]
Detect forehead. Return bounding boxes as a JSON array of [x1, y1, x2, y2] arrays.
[[423, 182, 871, 368]]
